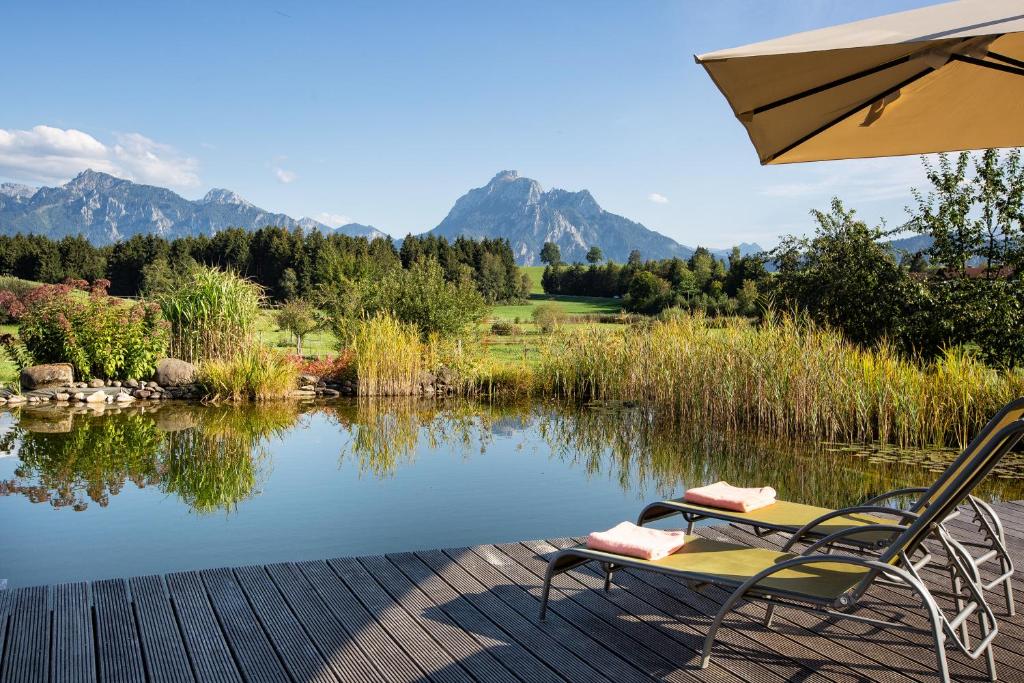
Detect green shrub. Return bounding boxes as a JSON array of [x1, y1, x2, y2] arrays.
[[532, 303, 566, 333], [11, 280, 168, 379], [330, 258, 486, 341], [197, 345, 298, 401], [157, 266, 263, 363], [490, 320, 522, 336]]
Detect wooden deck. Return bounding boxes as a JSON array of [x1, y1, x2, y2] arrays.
[[4, 501, 1024, 682]]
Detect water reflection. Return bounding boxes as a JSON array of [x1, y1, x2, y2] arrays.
[[1, 399, 1022, 516]]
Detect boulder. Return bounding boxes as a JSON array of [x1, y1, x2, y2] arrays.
[[298, 373, 319, 387], [20, 363, 74, 390], [85, 391, 108, 403], [154, 358, 197, 387], [87, 379, 105, 388]]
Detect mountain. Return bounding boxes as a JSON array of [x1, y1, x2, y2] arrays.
[[886, 234, 933, 255], [0, 170, 387, 243], [429, 170, 761, 265]]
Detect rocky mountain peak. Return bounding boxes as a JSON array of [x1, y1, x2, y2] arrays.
[[202, 188, 253, 207], [0, 182, 36, 200], [65, 169, 122, 192]]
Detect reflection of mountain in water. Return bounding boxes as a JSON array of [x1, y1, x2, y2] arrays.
[[2, 400, 1023, 514]]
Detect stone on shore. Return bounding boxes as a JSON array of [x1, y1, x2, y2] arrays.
[[154, 359, 197, 387], [20, 363, 74, 390]]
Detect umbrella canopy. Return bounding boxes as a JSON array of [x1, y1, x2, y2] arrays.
[[697, 0, 1024, 164]]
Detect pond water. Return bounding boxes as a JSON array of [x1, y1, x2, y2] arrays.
[[2, 399, 1023, 588]]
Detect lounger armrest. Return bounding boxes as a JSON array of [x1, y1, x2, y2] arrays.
[[799, 523, 910, 555], [783, 506, 920, 551], [861, 487, 929, 506]]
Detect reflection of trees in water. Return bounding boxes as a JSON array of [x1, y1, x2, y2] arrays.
[[0, 412, 163, 510], [3, 399, 1022, 515], [326, 399, 495, 477], [1, 404, 301, 513], [534, 403, 1024, 508]]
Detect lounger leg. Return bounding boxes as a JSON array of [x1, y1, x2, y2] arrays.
[[539, 562, 556, 622], [602, 563, 615, 592], [981, 611, 997, 682], [701, 584, 750, 669], [763, 603, 775, 628], [952, 572, 970, 649], [1001, 554, 1015, 617]]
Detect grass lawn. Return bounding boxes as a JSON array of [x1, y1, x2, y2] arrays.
[[255, 310, 339, 357], [0, 323, 18, 385]]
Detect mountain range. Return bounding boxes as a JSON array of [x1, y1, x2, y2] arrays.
[[0, 170, 386, 243], [0, 169, 761, 264]]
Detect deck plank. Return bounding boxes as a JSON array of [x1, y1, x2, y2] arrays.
[[165, 571, 242, 683], [93, 579, 146, 683], [296, 559, 426, 683], [128, 576, 194, 683], [232, 565, 335, 683], [417, 547, 614, 683], [52, 582, 95, 683], [386, 551, 565, 683], [0, 586, 49, 683], [357, 554, 521, 683], [199, 567, 289, 683], [327, 557, 475, 683], [263, 562, 385, 683]]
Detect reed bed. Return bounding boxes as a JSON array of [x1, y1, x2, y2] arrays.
[[156, 267, 263, 363], [534, 313, 1024, 449], [197, 345, 298, 401], [350, 313, 423, 397]]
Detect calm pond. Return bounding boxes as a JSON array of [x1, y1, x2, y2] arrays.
[[2, 400, 1023, 588]]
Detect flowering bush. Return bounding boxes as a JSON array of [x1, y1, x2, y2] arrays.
[[2, 279, 170, 379], [290, 350, 356, 383]]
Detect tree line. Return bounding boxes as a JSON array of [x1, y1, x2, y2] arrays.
[[541, 244, 767, 316], [0, 228, 530, 304]]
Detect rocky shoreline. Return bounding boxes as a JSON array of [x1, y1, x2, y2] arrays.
[[0, 360, 459, 407]]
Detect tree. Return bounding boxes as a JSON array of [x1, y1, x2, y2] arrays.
[[540, 242, 561, 266], [278, 268, 299, 301], [736, 279, 759, 315], [348, 258, 486, 339], [275, 298, 320, 355], [772, 198, 919, 349], [532, 302, 566, 333], [623, 271, 670, 314], [627, 249, 642, 266], [585, 246, 604, 264]]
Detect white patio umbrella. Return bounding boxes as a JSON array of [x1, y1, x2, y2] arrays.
[[696, 0, 1024, 164]]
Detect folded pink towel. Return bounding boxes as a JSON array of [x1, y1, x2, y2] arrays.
[[684, 481, 778, 512], [587, 522, 687, 561]]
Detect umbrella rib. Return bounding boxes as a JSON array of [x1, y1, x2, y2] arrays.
[[985, 51, 1024, 70], [740, 37, 985, 119], [762, 67, 934, 164], [949, 53, 1024, 78], [740, 53, 917, 118]]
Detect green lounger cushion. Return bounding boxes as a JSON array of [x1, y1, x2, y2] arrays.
[[651, 498, 896, 544], [570, 534, 871, 601]]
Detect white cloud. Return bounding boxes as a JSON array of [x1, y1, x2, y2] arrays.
[[275, 167, 297, 184], [647, 192, 669, 204], [315, 212, 353, 227], [758, 156, 928, 204], [0, 125, 199, 189]]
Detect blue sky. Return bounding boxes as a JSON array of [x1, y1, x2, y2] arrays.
[[1, 0, 939, 248]]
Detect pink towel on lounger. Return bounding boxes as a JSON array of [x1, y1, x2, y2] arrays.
[[587, 522, 687, 561], [683, 481, 777, 513]]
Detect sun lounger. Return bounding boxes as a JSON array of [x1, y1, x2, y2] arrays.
[[636, 397, 1024, 614], [539, 418, 1024, 682]]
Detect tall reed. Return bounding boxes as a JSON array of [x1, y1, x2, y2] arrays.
[[535, 313, 1024, 449], [350, 313, 423, 397], [197, 346, 298, 401], [156, 267, 263, 363]]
